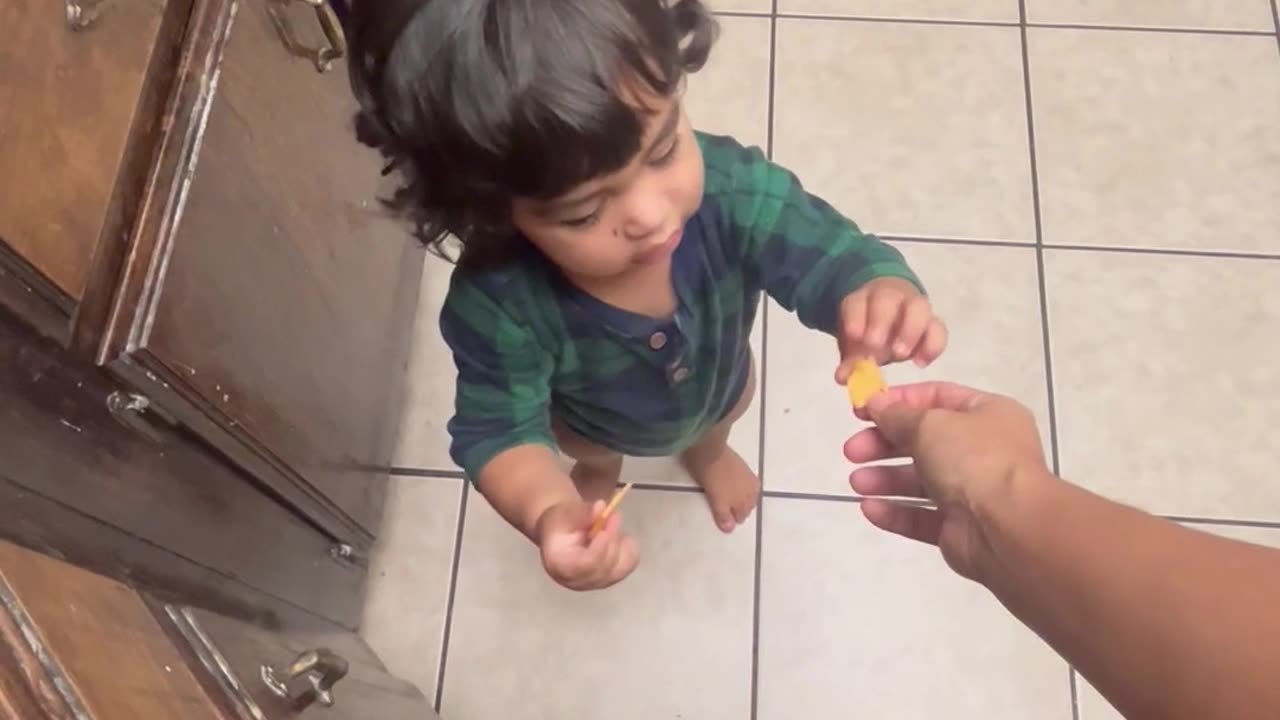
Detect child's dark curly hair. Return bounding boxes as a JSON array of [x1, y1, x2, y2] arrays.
[[346, 0, 718, 269]]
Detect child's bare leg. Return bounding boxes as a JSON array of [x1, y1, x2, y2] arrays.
[[552, 421, 624, 504], [681, 359, 760, 533]]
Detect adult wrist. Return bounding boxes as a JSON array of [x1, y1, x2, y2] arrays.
[[966, 460, 1059, 584]]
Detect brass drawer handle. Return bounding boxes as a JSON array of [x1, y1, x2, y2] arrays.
[[267, 0, 348, 73], [261, 648, 349, 711], [65, 0, 107, 30]]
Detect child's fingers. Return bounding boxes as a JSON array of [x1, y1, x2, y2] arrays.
[[912, 319, 949, 368], [891, 296, 933, 361], [839, 293, 870, 346], [835, 296, 870, 384], [863, 289, 903, 351], [610, 536, 640, 584]]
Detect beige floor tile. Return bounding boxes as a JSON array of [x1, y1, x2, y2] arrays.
[[440, 489, 755, 720], [773, 20, 1035, 242], [394, 253, 459, 471], [780, 0, 1019, 21], [758, 497, 1073, 719], [361, 477, 463, 701], [1027, 0, 1276, 31], [687, 14, 773, 148], [1030, 30, 1280, 254], [764, 242, 1050, 495], [1074, 521, 1280, 720], [1047, 250, 1280, 520]]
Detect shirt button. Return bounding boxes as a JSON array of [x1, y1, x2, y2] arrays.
[[649, 332, 668, 351], [671, 367, 691, 383]]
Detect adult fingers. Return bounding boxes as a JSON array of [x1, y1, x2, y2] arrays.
[[861, 500, 943, 546], [850, 464, 925, 499], [843, 427, 905, 464]]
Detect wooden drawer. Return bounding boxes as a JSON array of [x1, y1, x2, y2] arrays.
[[165, 607, 435, 719], [101, 0, 421, 548], [0, 540, 227, 719], [0, 302, 365, 627], [0, 0, 191, 343], [0, 539, 435, 719]]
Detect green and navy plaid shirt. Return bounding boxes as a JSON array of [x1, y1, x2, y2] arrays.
[[441, 132, 921, 479]]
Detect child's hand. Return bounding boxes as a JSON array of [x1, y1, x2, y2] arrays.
[[535, 500, 639, 591], [835, 277, 948, 384]]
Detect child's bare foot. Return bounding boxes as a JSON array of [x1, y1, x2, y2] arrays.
[[681, 444, 760, 533], [570, 456, 623, 504]]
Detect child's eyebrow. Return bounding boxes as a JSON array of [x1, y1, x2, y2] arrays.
[[541, 101, 683, 218], [646, 100, 682, 153]]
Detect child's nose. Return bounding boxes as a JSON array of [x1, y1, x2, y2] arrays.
[[620, 189, 668, 240]]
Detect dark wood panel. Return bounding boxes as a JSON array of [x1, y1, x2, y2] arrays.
[[0, 304, 365, 627], [103, 0, 421, 546], [167, 606, 434, 720], [0, 541, 227, 719], [0, 0, 170, 301], [0, 473, 352, 635]]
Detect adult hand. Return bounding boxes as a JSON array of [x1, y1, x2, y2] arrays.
[[834, 277, 947, 383], [844, 382, 1048, 580], [536, 500, 639, 591]]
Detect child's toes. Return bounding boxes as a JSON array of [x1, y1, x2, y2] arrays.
[[712, 505, 737, 533]]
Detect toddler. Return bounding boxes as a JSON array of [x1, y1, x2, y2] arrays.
[[347, 0, 947, 590]]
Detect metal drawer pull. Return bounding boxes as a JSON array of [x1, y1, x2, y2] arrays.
[[267, 0, 348, 73], [65, 0, 107, 30], [105, 391, 166, 443], [261, 648, 349, 711]]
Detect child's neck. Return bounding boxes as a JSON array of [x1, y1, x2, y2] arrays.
[[569, 258, 676, 320]]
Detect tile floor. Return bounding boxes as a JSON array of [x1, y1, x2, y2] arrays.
[[361, 4, 1280, 719]]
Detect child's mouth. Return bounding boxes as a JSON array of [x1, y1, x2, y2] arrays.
[[634, 229, 682, 264]]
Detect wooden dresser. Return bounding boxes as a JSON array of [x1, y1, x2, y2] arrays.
[[0, 0, 435, 715]]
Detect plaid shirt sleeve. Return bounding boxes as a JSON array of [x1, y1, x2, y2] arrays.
[[440, 272, 555, 479], [701, 133, 923, 334]]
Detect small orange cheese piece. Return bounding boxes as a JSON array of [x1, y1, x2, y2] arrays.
[[846, 359, 887, 409], [588, 482, 634, 539]]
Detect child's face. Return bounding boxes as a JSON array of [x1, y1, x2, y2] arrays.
[[510, 90, 703, 281]]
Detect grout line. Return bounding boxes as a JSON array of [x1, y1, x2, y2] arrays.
[[1166, 515, 1280, 530], [433, 481, 470, 713], [1271, 0, 1280, 56], [628, 485, 1280, 528], [766, 11, 1277, 37], [1020, 0, 1062, 475], [713, 9, 771, 19], [388, 466, 467, 480], [1070, 668, 1081, 720], [1029, 21, 1277, 37], [764, 488, 861, 503], [774, 12, 1018, 28], [883, 235, 1280, 262], [750, 302, 769, 720], [750, 10, 777, 720], [1036, 244, 1280, 262], [883, 235, 1034, 249], [629, 481, 704, 494]]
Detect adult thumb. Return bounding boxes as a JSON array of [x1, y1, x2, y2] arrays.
[[865, 394, 924, 452]]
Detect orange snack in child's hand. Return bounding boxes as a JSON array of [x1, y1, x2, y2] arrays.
[[588, 483, 634, 539], [846, 359, 887, 409]]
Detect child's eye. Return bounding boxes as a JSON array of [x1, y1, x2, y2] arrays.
[[561, 205, 603, 229], [650, 136, 680, 167]]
